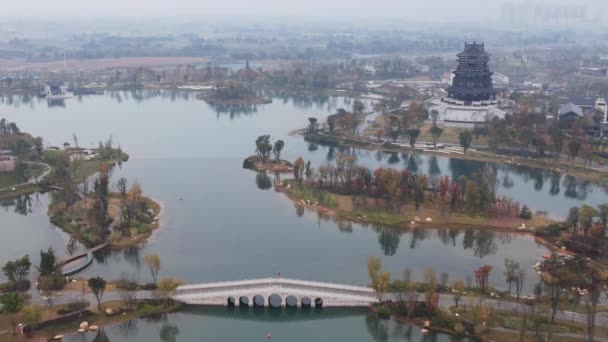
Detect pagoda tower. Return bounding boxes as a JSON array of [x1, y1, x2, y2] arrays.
[[447, 42, 496, 104]]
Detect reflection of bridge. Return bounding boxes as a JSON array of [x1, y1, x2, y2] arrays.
[[175, 278, 378, 307]]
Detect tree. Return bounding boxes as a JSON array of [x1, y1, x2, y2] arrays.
[[430, 110, 439, 126], [598, 204, 608, 226], [117, 178, 128, 199], [568, 140, 581, 161], [504, 259, 520, 296], [406, 129, 420, 149], [88, 277, 107, 311], [429, 125, 443, 148], [353, 100, 365, 114], [293, 157, 305, 181], [424, 268, 438, 314], [0, 292, 24, 334], [459, 130, 473, 153], [37, 248, 57, 276], [272, 140, 285, 161], [308, 117, 318, 133], [117, 273, 138, 310], [367, 256, 382, 287], [156, 277, 184, 307], [327, 117, 336, 132], [566, 207, 579, 230], [579, 205, 598, 238], [2, 255, 31, 289], [451, 280, 465, 308], [475, 265, 492, 302], [144, 254, 161, 285], [255, 135, 272, 162], [389, 127, 400, 142]]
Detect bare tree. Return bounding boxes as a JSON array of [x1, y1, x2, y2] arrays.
[[118, 273, 138, 310]]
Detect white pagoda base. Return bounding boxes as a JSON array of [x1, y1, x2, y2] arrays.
[[428, 98, 506, 124]]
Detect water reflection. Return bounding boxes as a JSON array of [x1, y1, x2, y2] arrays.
[[0, 193, 35, 216], [210, 103, 259, 118], [159, 323, 180, 342], [255, 172, 273, 190], [377, 228, 401, 256]]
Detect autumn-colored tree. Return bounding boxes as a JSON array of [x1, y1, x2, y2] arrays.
[[144, 254, 161, 285], [475, 265, 492, 302], [156, 277, 184, 307]]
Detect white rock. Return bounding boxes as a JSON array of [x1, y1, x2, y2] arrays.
[[425, 217, 432, 222], [89, 325, 99, 332], [79, 322, 89, 330]]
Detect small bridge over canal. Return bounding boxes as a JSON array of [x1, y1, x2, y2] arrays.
[[174, 278, 378, 308]]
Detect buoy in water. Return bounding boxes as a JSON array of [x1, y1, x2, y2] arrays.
[[267, 333, 272, 340]]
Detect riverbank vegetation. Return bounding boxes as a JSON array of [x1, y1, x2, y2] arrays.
[[367, 257, 608, 341], [280, 155, 550, 232], [196, 81, 271, 105]]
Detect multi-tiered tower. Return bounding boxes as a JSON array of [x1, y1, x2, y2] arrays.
[[429, 42, 505, 124], [448, 42, 496, 104]]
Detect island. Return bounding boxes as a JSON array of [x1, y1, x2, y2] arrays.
[[243, 135, 293, 173], [196, 81, 272, 105]]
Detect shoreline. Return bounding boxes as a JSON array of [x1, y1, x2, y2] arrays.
[[279, 183, 552, 235], [303, 132, 608, 185]]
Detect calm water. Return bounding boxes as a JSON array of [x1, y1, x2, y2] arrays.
[[62, 306, 471, 342], [0, 91, 603, 299]]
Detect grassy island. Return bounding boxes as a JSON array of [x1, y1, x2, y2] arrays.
[[196, 81, 271, 105], [277, 157, 552, 234]]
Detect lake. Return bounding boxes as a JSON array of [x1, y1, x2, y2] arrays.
[[0, 90, 603, 340]]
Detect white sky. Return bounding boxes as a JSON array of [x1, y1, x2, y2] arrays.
[[1, 0, 605, 23], [0, 0, 582, 17]]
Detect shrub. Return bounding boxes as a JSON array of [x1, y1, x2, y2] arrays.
[[535, 223, 562, 237], [431, 312, 459, 329], [376, 306, 391, 317], [519, 205, 532, 220], [454, 322, 465, 334]]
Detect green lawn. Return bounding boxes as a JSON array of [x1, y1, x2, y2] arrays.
[[0, 172, 22, 189]]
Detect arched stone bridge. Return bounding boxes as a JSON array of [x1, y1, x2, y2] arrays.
[[174, 278, 378, 307]]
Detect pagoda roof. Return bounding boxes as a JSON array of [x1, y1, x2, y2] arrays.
[[457, 42, 490, 58]]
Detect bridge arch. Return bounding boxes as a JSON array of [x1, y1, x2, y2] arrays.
[[227, 296, 236, 307], [285, 295, 298, 307], [239, 296, 249, 306], [268, 294, 282, 308], [301, 296, 311, 307], [315, 297, 323, 307], [253, 295, 265, 307]]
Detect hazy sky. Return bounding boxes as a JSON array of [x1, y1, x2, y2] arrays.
[[2, 0, 606, 24]]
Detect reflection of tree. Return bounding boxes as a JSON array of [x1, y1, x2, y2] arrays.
[[159, 323, 180, 342], [255, 172, 272, 190], [92, 329, 110, 342], [409, 228, 428, 249], [14, 194, 32, 216], [365, 313, 389, 342], [502, 171, 514, 189], [377, 228, 401, 256], [462, 230, 497, 258], [337, 220, 353, 233], [406, 156, 419, 173], [295, 205, 304, 217], [428, 156, 441, 178], [563, 176, 579, 199], [375, 151, 384, 162], [549, 172, 561, 196], [66, 238, 78, 256], [387, 153, 400, 165], [211, 103, 259, 119], [123, 246, 141, 271], [327, 147, 336, 161], [448, 229, 460, 247], [118, 319, 139, 339], [308, 143, 319, 152]]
